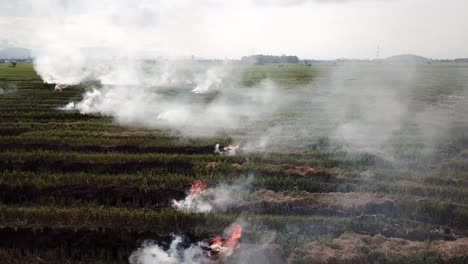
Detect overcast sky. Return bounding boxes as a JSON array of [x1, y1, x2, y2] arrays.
[[0, 0, 467, 59]]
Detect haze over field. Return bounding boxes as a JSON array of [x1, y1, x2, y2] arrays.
[[1, 0, 467, 162]]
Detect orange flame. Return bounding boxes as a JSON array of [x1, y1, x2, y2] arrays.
[[209, 236, 223, 246], [189, 180, 207, 196], [224, 144, 239, 151], [204, 225, 243, 259], [224, 224, 243, 249]]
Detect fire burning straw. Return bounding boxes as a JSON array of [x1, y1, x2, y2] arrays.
[[129, 223, 243, 264], [214, 144, 240, 156], [130, 179, 254, 263], [172, 178, 251, 213]]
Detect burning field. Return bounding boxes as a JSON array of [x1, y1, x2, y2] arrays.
[[129, 223, 243, 264], [0, 62, 468, 264]]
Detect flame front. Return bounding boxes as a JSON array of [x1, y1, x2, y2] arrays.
[[224, 144, 239, 151], [204, 224, 243, 260], [224, 224, 243, 249], [189, 180, 207, 196]]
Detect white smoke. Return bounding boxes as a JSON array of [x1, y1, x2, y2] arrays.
[[314, 64, 468, 161], [5, 0, 467, 161], [61, 76, 283, 137], [39, 56, 468, 161], [228, 63, 468, 162], [323, 64, 409, 155], [129, 219, 281, 264], [51, 61, 464, 160], [172, 177, 252, 213], [129, 236, 206, 264], [191, 67, 227, 94], [57, 101, 75, 111], [0, 82, 17, 96]]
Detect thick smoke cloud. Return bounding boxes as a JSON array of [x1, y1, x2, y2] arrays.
[[46, 58, 468, 161], [66, 68, 284, 137]]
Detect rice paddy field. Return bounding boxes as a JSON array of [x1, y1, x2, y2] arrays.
[[0, 63, 467, 263]]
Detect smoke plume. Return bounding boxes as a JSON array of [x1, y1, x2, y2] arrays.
[[129, 219, 281, 264], [129, 235, 204, 264], [172, 177, 253, 213]]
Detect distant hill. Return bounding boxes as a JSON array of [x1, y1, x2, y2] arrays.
[[384, 54, 429, 64], [0, 47, 31, 59]]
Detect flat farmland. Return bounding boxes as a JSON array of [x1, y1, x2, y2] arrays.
[[0, 63, 467, 263]]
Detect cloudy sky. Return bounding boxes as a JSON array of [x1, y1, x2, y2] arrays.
[[0, 0, 467, 59]]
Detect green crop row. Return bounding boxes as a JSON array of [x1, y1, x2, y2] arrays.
[[0, 205, 235, 235], [0, 204, 455, 241]]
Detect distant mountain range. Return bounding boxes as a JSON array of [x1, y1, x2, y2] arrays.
[[0, 47, 31, 59]]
